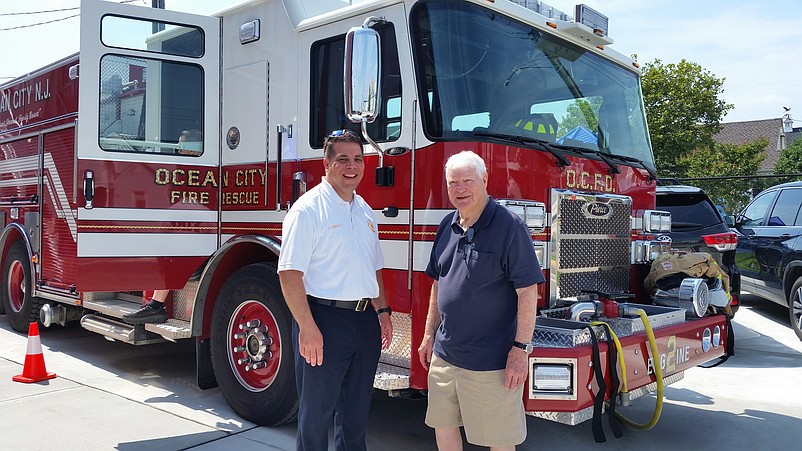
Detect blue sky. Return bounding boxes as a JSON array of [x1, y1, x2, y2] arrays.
[[2, 0, 801, 125]]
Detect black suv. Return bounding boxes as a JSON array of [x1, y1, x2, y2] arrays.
[[733, 181, 802, 340], [656, 185, 741, 313]]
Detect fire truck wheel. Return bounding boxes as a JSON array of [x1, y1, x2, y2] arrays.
[[1, 241, 44, 333], [211, 262, 299, 426], [789, 277, 802, 341]]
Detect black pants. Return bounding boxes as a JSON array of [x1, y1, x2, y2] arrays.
[[293, 303, 382, 451]]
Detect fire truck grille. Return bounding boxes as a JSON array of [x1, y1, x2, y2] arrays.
[[550, 189, 632, 303]]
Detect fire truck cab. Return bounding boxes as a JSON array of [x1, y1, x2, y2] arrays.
[[0, 0, 730, 430]]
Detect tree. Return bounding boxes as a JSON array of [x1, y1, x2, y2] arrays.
[[773, 138, 802, 183], [559, 98, 601, 134], [641, 59, 733, 175], [677, 138, 767, 214]]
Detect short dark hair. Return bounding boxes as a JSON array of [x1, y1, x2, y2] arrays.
[[323, 129, 362, 160]]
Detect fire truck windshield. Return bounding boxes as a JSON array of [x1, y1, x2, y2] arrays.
[[410, 1, 655, 172]]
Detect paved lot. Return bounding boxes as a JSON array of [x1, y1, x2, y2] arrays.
[[1, 293, 801, 450]]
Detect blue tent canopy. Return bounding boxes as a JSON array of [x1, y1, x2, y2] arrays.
[[557, 125, 597, 144]]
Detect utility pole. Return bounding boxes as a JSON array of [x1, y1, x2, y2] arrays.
[[152, 0, 165, 34]]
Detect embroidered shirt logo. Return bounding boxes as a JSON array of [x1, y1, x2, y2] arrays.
[[367, 220, 375, 233]]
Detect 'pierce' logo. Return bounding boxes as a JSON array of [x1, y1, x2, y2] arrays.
[[584, 202, 611, 218]]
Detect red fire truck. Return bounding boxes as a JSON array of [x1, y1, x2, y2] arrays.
[[0, 0, 729, 430]]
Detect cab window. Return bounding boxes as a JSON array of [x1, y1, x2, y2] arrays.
[[309, 23, 402, 148]]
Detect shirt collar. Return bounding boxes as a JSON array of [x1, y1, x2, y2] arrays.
[[450, 196, 496, 234], [320, 178, 352, 205]]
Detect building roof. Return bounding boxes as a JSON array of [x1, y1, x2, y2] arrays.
[[713, 118, 784, 172]]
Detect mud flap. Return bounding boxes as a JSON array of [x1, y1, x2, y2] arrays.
[[196, 338, 218, 390]]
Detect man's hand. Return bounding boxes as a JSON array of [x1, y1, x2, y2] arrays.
[[378, 313, 393, 350], [418, 335, 435, 371], [298, 323, 324, 366], [504, 347, 529, 389]]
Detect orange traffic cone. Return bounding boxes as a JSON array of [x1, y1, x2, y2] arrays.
[[12, 322, 57, 383]]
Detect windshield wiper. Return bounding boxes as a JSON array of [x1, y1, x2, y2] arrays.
[[547, 142, 620, 175], [605, 153, 658, 182], [474, 132, 571, 169]]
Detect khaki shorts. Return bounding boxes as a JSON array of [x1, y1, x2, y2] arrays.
[[425, 354, 526, 447]]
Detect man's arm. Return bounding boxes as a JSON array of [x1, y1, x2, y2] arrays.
[[278, 270, 324, 366], [417, 280, 440, 371], [371, 270, 393, 350], [505, 283, 539, 389]]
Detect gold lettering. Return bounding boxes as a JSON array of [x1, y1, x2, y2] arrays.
[[580, 171, 590, 190], [155, 168, 170, 185], [187, 170, 200, 186], [172, 169, 186, 186], [665, 335, 677, 373], [203, 170, 218, 187]]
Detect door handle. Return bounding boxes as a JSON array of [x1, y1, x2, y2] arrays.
[[84, 170, 94, 210]]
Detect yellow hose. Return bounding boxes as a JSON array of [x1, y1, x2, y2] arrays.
[[613, 309, 664, 430]]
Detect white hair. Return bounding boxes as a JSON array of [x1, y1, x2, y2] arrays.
[[444, 150, 487, 179]]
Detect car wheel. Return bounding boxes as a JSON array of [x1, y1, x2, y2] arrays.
[[790, 278, 802, 341]]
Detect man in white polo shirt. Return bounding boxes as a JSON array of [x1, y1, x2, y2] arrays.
[[278, 129, 393, 451]]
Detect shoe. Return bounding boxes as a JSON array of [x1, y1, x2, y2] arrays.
[[122, 304, 168, 324]]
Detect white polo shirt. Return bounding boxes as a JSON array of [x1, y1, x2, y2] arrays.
[[278, 178, 383, 300]]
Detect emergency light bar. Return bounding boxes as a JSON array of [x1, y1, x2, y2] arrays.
[[574, 4, 609, 37]]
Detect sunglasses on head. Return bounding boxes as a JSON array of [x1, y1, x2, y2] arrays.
[[327, 129, 349, 138]]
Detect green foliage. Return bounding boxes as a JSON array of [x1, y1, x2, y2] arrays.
[[677, 138, 767, 214], [559, 98, 601, 133], [773, 138, 802, 183], [641, 59, 733, 174]]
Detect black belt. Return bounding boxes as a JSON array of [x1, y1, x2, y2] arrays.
[[307, 295, 371, 312]]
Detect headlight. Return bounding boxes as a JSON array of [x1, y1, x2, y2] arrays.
[[529, 358, 576, 400], [533, 242, 549, 270], [498, 199, 547, 232], [642, 210, 671, 233]]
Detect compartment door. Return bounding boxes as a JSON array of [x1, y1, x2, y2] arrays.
[[75, 0, 220, 291]]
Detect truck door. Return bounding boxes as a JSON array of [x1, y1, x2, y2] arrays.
[[75, 0, 220, 292]]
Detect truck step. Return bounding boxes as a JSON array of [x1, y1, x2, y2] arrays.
[[374, 362, 410, 391], [81, 298, 192, 343]]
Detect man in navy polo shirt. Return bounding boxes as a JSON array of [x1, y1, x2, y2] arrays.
[[419, 150, 544, 450]]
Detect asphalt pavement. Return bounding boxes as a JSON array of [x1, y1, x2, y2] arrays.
[[1, 293, 801, 450]]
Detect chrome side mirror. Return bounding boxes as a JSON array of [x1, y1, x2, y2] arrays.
[[344, 18, 383, 124]]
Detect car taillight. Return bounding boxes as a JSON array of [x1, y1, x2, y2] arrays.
[[702, 231, 738, 251]]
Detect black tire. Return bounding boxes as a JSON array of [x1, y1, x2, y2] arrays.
[[1, 241, 43, 333], [210, 262, 299, 426], [789, 278, 802, 341]]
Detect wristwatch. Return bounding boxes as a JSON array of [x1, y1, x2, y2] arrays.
[[376, 307, 392, 316], [512, 341, 533, 354]]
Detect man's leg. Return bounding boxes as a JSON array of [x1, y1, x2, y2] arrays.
[[425, 355, 465, 450], [293, 305, 350, 451], [333, 310, 381, 451], [435, 427, 464, 451]]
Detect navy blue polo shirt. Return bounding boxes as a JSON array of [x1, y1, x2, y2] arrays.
[[426, 197, 545, 371]]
